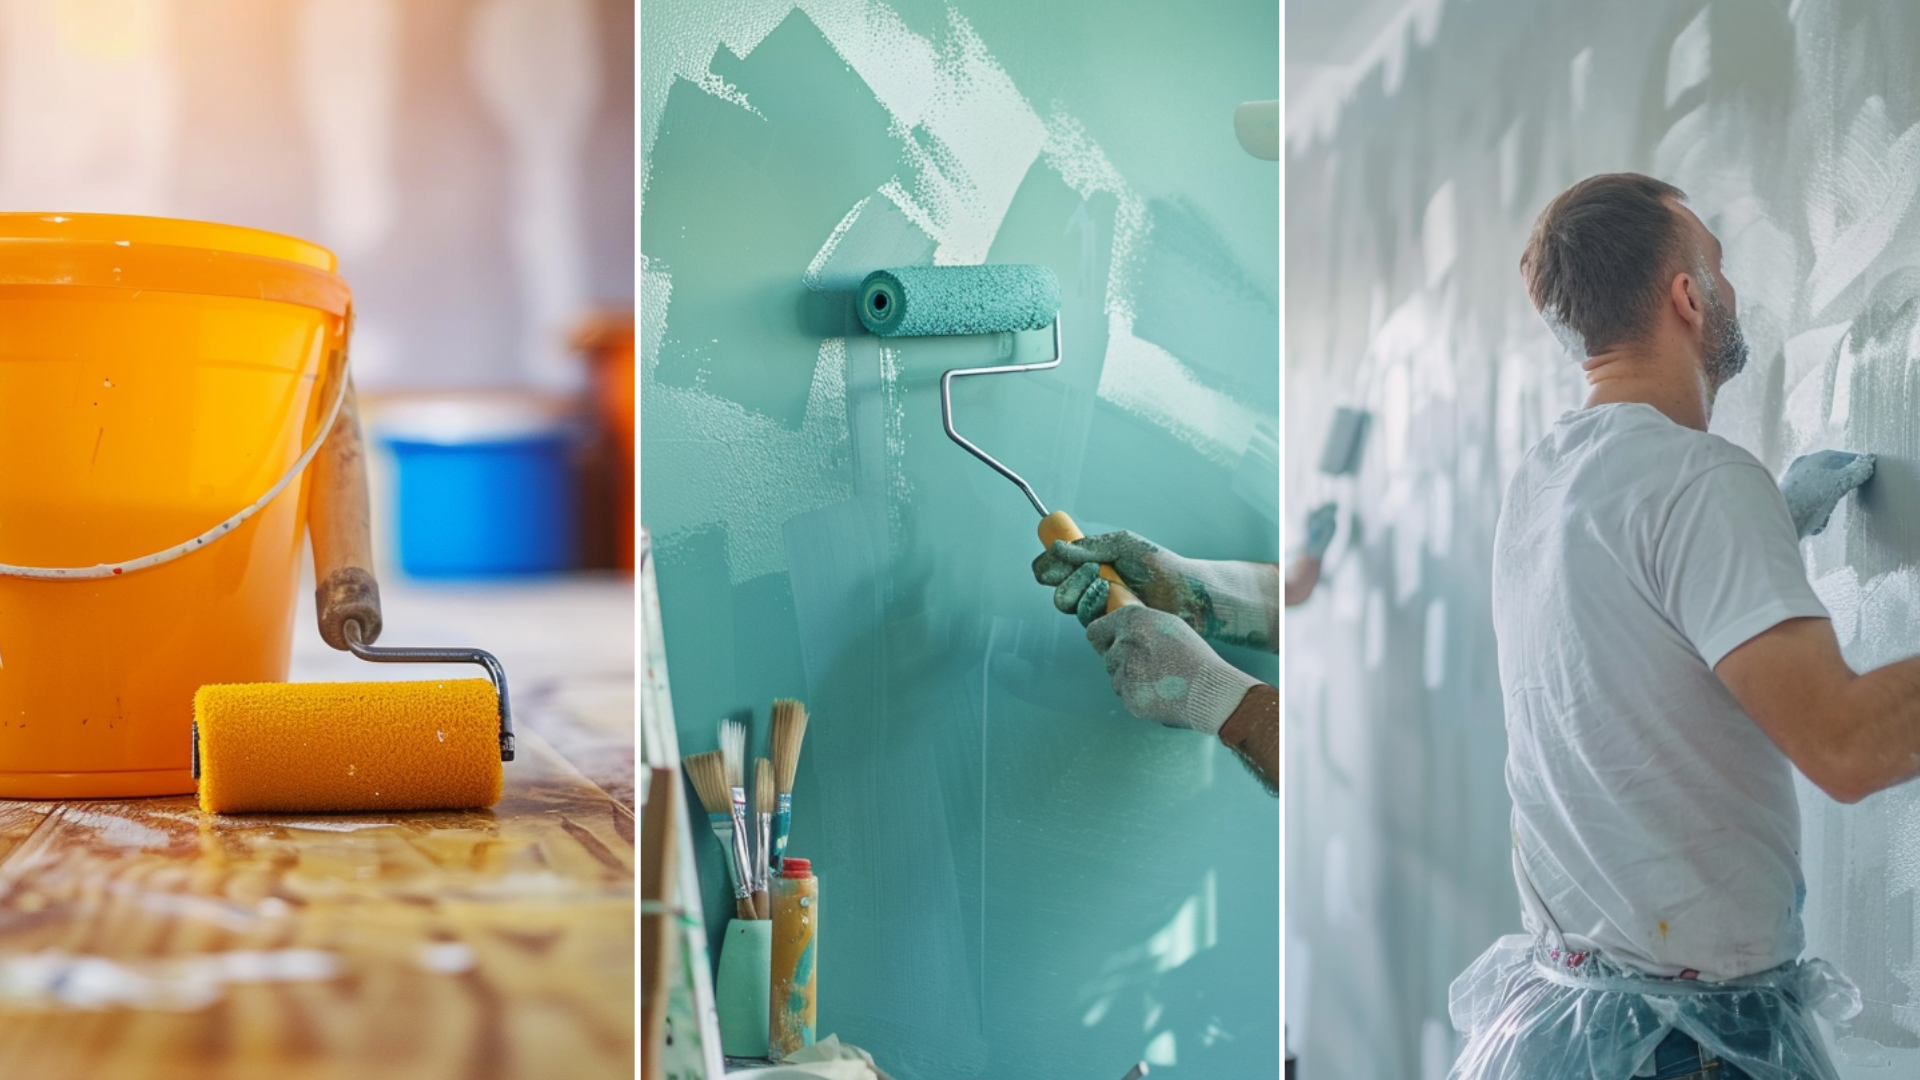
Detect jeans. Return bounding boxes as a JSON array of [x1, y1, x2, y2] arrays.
[[1645, 1028, 1755, 1080]]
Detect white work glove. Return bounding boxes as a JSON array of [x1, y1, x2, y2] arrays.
[[1033, 530, 1278, 648], [1301, 501, 1338, 559], [1780, 450, 1876, 539], [1085, 605, 1261, 736]]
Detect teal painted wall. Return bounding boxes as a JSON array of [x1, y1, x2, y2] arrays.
[[640, 2, 1279, 1076]]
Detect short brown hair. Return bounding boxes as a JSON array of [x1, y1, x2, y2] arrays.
[[1520, 173, 1690, 355]]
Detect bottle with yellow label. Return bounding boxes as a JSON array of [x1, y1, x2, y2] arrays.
[[769, 856, 817, 1056]]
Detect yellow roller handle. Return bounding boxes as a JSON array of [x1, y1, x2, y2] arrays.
[[1038, 510, 1142, 615]]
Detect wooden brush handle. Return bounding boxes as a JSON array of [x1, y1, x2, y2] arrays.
[[1038, 510, 1140, 613], [736, 896, 757, 920], [310, 375, 384, 649]]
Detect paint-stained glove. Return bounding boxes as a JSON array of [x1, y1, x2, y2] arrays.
[[1086, 605, 1261, 736], [1780, 450, 1876, 539], [1034, 530, 1278, 648], [1302, 501, 1338, 559]]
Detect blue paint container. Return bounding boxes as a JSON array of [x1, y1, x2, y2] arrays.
[[376, 398, 578, 578]]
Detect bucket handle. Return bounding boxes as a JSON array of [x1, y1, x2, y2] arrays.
[[0, 327, 354, 581]]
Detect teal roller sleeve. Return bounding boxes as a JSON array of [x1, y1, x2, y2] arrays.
[[858, 264, 1060, 337]]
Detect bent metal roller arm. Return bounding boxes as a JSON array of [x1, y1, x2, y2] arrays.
[[937, 319, 1140, 613]]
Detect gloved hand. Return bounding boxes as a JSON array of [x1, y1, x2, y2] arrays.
[[1033, 530, 1278, 648], [1302, 501, 1338, 559], [1085, 605, 1262, 736], [1780, 450, 1876, 539]]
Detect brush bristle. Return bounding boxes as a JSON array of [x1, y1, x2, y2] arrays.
[[754, 757, 774, 814], [719, 719, 746, 789], [683, 749, 731, 813], [771, 698, 809, 793]]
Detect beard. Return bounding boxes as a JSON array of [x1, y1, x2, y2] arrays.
[[1702, 290, 1749, 386]]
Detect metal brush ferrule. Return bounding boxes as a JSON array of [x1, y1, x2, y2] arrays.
[[938, 319, 1062, 518], [726, 787, 754, 897], [343, 619, 516, 762]]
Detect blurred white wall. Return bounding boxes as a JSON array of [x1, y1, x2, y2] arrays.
[[0, 0, 633, 392]]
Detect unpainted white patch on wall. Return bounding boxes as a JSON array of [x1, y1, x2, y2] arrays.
[[1423, 180, 1457, 286], [1428, 472, 1454, 560], [805, 193, 937, 291], [1097, 321, 1257, 467], [638, 0, 790, 160], [802, 2, 1045, 266], [1324, 834, 1354, 924], [1423, 598, 1447, 691], [1331, 557, 1366, 625], [689, 69, 763, 118], [1829, 339, 1855, 430], [1569, 48, 1593, 116], [645, 262, 854, 583], [1805, 96, 1920, 316], [469, 0, 602, 392], [1498, 120, 1523, 212], [1665, 8, 1710, 108], [296, 0, 400, 258], [1144, 1029, 1177, 1066], [0, 0, 178, 213], [1421, 1016, 1454, 1080], [1812, 564, 1862, 650], [1285, 0, 1447, 154], [1363, 588, 1387, 669]]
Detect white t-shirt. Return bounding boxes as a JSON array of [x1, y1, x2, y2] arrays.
[[1492, 402, 1830, 980]]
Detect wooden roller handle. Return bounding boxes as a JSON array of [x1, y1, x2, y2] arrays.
[[310, 375, 383, 650], [1038, 510, 1141, 614]]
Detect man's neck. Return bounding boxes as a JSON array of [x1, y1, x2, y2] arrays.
[[1581, 345, 1714, 431]]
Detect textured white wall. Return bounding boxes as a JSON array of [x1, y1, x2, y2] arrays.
[[1288, 2, 1920, 1076]]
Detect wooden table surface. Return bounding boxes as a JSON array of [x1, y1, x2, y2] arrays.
[[0, 577, 635, 1080]]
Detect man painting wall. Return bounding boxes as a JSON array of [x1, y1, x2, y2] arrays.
[[1451, 173, 1884, 1079]]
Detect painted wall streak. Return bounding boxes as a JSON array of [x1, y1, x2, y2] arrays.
[[1288, 1, 1920, 1076], [643, 1, 1279, 1076]]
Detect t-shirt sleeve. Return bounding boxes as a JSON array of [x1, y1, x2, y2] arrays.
[[1656, 461, 1830, 669]]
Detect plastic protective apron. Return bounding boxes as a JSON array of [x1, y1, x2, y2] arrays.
[[1448, 855, 1862, 1080]]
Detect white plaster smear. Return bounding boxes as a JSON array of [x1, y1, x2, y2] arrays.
[[645, 263, 854, 584], [1665, 8, 1710, 109], [1805, 96, 1920, 316]]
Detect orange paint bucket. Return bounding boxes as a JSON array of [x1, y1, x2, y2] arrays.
[[0, 214, 351, 798]]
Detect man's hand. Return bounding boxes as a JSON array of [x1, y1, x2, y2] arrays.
[[1303, 501, 1338, 559], [1085, 605, 1261, 736], [1780, 450, 1875, 539], [1034, 530, 1278, 649]]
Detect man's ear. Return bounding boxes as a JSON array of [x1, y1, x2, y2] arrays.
[[1669, 270, 1706, 333]]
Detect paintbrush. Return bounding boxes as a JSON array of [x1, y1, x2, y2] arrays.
[[718, 720, 756, 919], [770, 698, 809, 873], [753, 757, 774, 919], [684, 748, 756, 920]]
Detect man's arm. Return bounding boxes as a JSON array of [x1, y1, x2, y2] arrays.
[[1284, 553, 1321, 607], [1717, 616, 1920, 803], [1219, 684, 1278, 795]]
